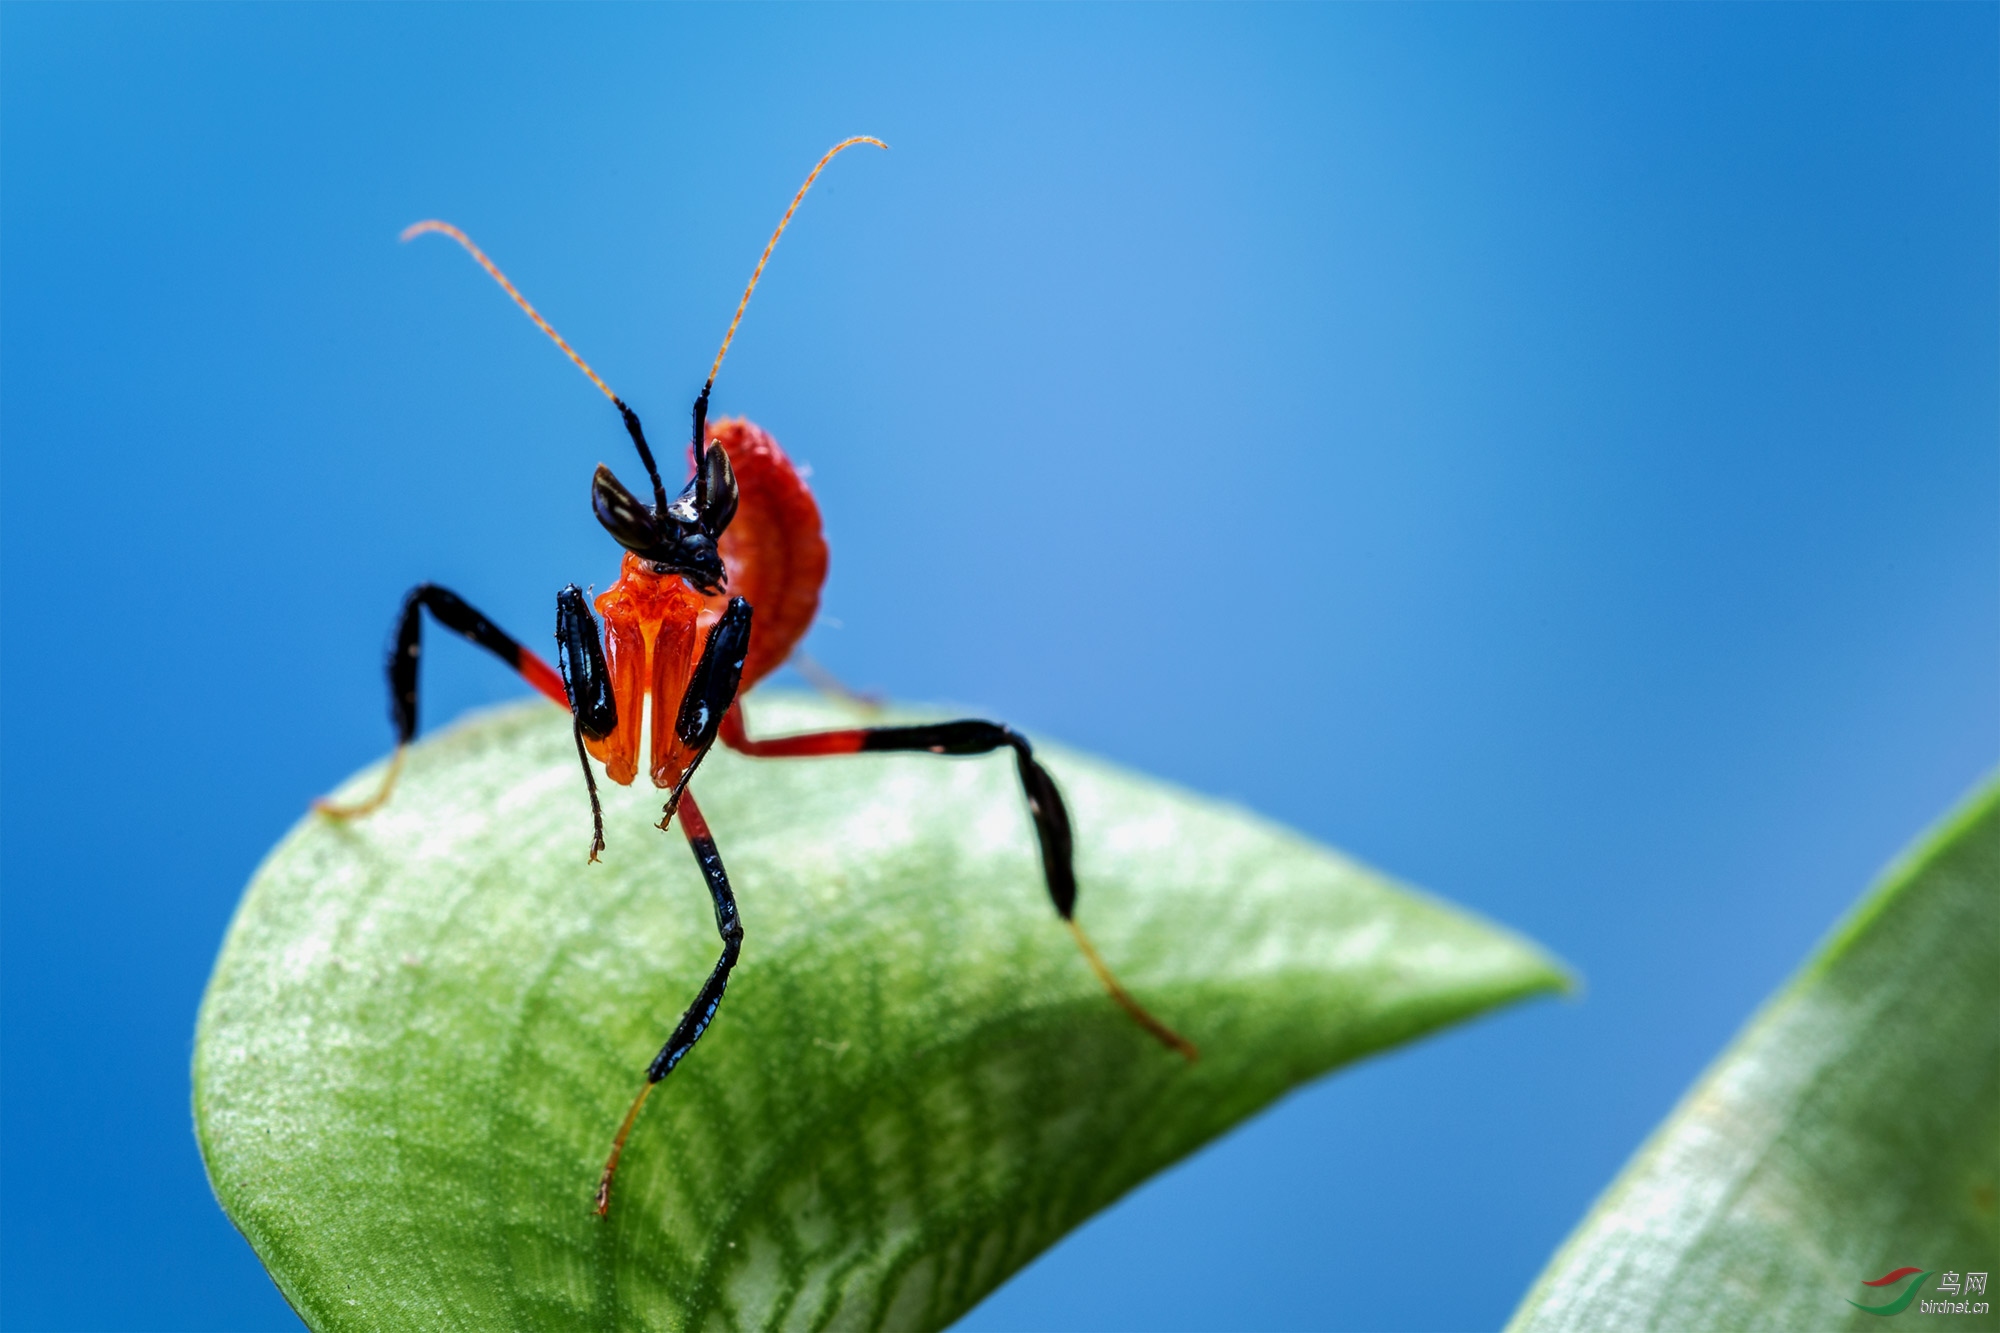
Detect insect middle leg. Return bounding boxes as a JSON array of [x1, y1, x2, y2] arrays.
[[595, 788, 742, 1216], [717, 707, 1197, 1060], [317, 584, 570, 818]]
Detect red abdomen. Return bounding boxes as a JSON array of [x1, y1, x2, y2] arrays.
[[705, 417, 827, 692]]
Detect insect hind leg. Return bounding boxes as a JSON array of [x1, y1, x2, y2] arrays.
[[718, 707, 1197, 1061]]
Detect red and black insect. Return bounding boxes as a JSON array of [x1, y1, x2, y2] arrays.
[[317, 138, 1196, 1216]]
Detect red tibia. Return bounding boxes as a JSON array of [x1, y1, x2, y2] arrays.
[[520, 651, 570, 710], [719, 704, 865, 757], [1863, 1269, 1924, 1287], [676, 787, 712, 840]]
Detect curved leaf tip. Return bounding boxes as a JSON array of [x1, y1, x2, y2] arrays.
[[1509, 773, 2000, 1333], [198, 693, 1566, 1331]]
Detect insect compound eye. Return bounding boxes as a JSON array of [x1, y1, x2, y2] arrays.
[[591, 464, 665, 552], [697, 442, 739, 538]]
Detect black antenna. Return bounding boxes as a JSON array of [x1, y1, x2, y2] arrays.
[[618, 402, 670, 515], [691, 383, 712, 477]]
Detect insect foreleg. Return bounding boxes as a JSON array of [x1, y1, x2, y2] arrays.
[[316, 584, 569, 819], [556, 586, 618, 860], [594, 789, 742, 1216], [679, 598, 753, 753], [718, 708, 1198, 1060], [656, 597, 753, 826]]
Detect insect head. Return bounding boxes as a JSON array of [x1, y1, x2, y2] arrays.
[[591, 397, 740, 595]]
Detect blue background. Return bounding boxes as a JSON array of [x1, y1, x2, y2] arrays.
[[3, 6, 1993, 1330]]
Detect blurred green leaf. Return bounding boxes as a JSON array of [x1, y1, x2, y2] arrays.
[[1510, 774, 2000, 1333], [197, 693, 1564, 1331]]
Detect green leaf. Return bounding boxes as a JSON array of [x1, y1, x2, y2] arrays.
[[1509, 774, 2000, 1333], [197, 693, 1565, 1332]]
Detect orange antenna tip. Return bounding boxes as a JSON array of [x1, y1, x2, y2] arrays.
[[402, 218, 621, 407], [1066, 919, 1199, 1062], [705, 136, 889, 391]]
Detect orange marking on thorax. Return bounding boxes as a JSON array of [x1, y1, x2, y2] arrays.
[[583, 554, 716, 789]]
